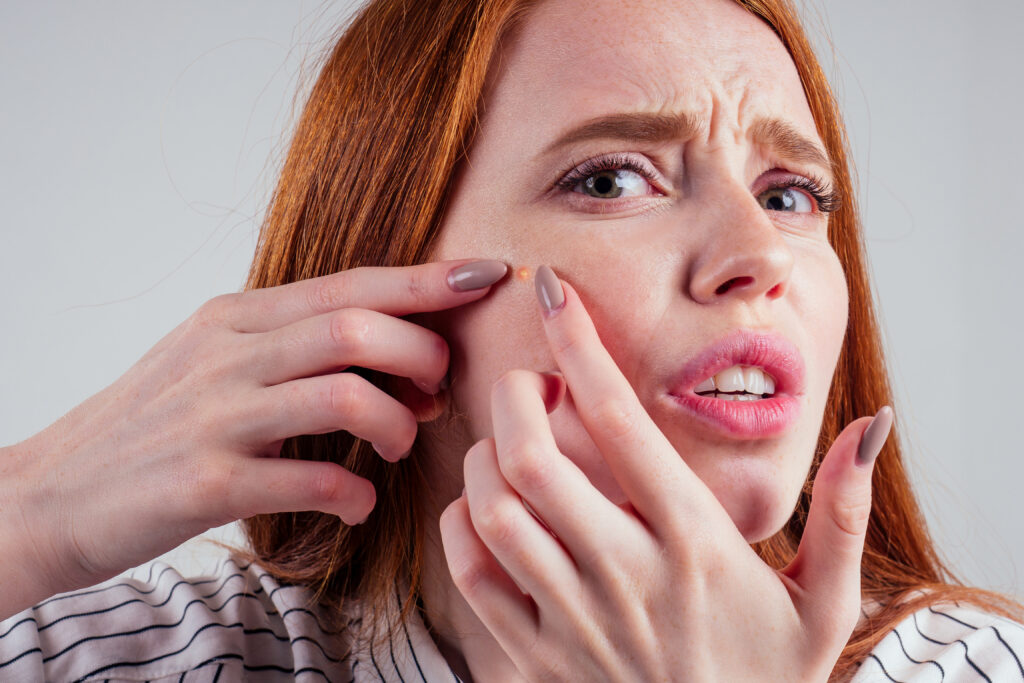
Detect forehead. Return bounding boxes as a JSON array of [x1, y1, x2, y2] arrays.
[[483, 0, 816, 141]]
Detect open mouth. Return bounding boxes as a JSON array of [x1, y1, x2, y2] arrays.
[[693, 364, 775, 401]]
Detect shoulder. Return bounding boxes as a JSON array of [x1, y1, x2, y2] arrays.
[[0, 556, 355, 682], [852, 601, 1024, 682]]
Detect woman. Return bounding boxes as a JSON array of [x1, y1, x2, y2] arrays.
[[1, 0, 1022, 680]]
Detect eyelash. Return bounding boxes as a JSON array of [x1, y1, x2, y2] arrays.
[[554, 153, 841, 214]]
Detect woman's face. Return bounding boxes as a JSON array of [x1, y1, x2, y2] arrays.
[[420, 0, 848, 542]]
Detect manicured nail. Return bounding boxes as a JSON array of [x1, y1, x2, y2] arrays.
[[447, 260, 508, 291], [856, 406, 894, 467], [535, 265, 565, 316]]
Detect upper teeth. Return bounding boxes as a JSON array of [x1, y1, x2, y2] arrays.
[[694, 365, 776, 396]]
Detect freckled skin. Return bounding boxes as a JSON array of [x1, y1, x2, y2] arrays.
[[418, 0, 847, 541], [417, 1, 848, 670]]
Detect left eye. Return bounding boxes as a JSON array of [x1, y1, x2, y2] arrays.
[[572, 169, 650, 199], [757, 187, 813, 213]]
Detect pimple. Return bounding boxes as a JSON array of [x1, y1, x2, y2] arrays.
[[514, 266, 532, 281]]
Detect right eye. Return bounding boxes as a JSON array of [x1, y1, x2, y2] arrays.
[[571, 168, 651, 199], [555, 153, 661, 201]]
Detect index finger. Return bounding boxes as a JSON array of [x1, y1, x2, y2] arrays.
[[533, 265, 708, 524], [225, 259, 508, 333]]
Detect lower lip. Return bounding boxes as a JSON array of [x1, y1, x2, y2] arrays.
[[665, 392, 801, 439]]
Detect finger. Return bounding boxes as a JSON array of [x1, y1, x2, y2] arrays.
[[784, 407, 893, 634], [440, 494, 538, 654], [533, 266, 707, 525], [235, 371, 417, 462], [490, 369, 636, 569], [249, 307, 449, 391], [221, 457, 377, 526], [463, 437, 579, 603], [221, 259, 508, 333]]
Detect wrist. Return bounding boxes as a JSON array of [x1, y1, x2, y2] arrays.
[[0, 439, 75, 619]]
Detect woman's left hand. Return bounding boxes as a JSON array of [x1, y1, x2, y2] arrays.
[[439, 268, 891, 682]]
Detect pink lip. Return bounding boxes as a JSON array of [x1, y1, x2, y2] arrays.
[[665, 329, 806, 440]]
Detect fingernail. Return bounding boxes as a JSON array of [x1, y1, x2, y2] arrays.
[[414, 379, 440, 395], [371, 441, 402, 462], [535, 265, 565, 317], [342, 511, 369, 526], [447, 260, 508, 291], [856, 406, 894, 467]]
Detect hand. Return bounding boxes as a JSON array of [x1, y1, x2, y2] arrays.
[[439, 266, 892, 682], [0, 258, 508, 619]]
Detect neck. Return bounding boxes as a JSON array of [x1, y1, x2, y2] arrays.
[[419, 518, 527, 683]]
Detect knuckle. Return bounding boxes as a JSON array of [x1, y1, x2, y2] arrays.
[[193, 294, 236, 328], [310, 465, 343, 505], [308, 272, 352, 313], [828, 494, 872, 538], [550, 327, 583, 357], [502, 443, 555, 492], [327, 374, 364, 419], [448, 554, 489, 596], [405, 268, 434, 308], [475, 500, 523, 548], [328, 309, 371, 354], [194, 458, 236, 507], [590, 396, 640, 442]]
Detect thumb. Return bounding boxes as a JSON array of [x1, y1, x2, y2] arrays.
[[784, 406, 894, 630]]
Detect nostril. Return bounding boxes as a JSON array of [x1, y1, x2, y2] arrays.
[[715, 276, 753, 295]]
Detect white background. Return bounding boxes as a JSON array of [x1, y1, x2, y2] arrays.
[[1, 1, 1021, 597]]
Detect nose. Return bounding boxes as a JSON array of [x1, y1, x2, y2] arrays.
[[687, 184, 794, 306]]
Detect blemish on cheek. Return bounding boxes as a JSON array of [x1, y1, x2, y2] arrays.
[[514, 266, 532, 281]]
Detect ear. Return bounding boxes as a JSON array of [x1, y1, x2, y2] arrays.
[[392, 376, 448, 422]]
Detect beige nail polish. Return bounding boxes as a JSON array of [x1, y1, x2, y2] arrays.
[[535, 265, 565, 315], [447, 260, 509, 291], [856, 406, 894, 466]]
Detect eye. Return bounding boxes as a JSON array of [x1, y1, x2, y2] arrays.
[[555, 153, 658, 200], [757, 186, 813, 213], [574, 168, 650, 199], [755, 174, 840, 214]]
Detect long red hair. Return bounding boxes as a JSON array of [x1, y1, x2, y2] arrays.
[[240, 0, 1022, 678]]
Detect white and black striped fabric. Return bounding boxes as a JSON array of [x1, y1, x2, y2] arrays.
[[1, 557, 1021, 682], [851, 602, 1024, 682]]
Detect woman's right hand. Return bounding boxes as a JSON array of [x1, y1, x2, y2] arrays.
[[0, 258, 508, 619]]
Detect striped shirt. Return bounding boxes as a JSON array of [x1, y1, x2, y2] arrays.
[[1, 557, 1021, 682]]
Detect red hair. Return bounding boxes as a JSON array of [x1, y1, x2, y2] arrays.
[[239, 0, 1023, 678]]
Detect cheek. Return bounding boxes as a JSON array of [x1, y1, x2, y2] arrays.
[[446, 279, 549, 440], [437, 256, 662, 503], [804, 247, 849, 393]]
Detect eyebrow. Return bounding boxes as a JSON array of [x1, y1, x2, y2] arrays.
[[749, 117, 832, 171], [539, 111, 832, 172]]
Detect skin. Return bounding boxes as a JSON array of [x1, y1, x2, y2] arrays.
[[412, 0, 857, 679]]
